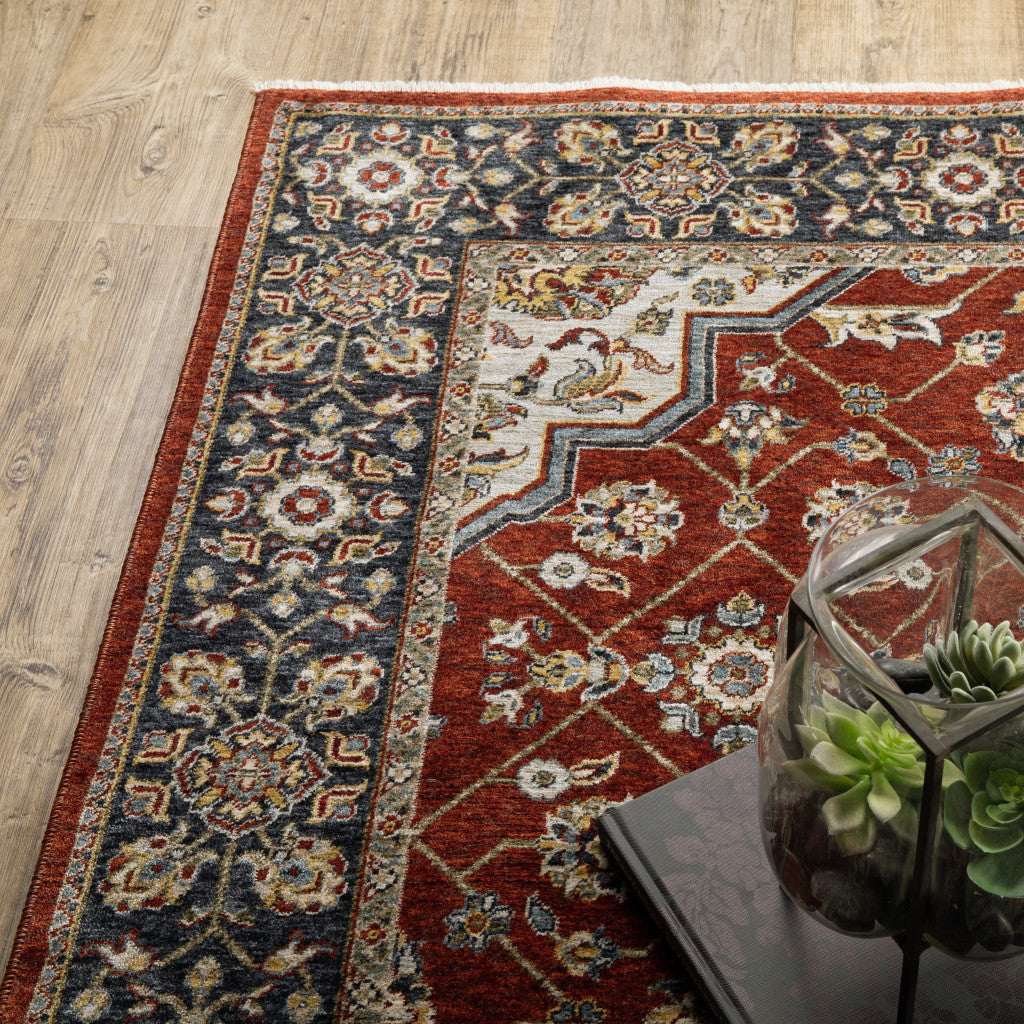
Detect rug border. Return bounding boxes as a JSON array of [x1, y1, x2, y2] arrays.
[[5, 79, 1024, 1018], [253, 77, 1024, 101], [0, 90, 285, 1021]]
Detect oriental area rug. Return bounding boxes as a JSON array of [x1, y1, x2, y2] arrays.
[[7, 82, 1024, 1024]]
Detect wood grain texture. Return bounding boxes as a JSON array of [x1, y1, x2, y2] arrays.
[[2, 0, 1023, 977]]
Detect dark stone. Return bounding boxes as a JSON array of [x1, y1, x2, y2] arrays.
[[862, 842, 906, 891], [764, 781, 827, 860], [801, 809, 833, 871], [861, 845, 910, 931], [871, 656, 933, 694], [924, 834, 977, 956], [965, 885, 1023, 954], [972, 911, 1014, 953], [810, 867, 880, 933], [776, 848, 815, 909], [773, 772, 819, 821], [926, 892, 976, 957]]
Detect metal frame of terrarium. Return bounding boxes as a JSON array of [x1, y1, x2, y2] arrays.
[[780, 496, 1024, 1024]]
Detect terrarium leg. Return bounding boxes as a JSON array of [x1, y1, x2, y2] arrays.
[[894, 750, 943, 1024], [895, 943, 921, 1024]]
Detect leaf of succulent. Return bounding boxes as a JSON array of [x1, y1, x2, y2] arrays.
[[822, 778, 870, 833], [795, 722, 828, 753], [946, 629, 966, 672], [923, 644, 965, 698], [866, 767, 902, 824], [924, 619, 1024, 702], [969, 844, 1024, 898], [824, 712, 868, 758], [887, 799, 920, 844], [965, 750, 1004, 792], [960, 684, 998, 703], [782, 695, 925, 855], [944, 780, 972, 850], [865, 701, 893, 728], [969, 633, 993, 676], [782, 757, 852, 793], [991, 653, 1020, 688], [943, 748, 1024, 897], [810, 741, 863, 777], [822, 779, 878, 855]]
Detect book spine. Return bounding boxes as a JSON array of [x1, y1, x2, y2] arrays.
[[598, 805, 748, 1024]]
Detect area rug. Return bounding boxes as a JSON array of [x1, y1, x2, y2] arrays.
[[6, 81, 1024, 1024]]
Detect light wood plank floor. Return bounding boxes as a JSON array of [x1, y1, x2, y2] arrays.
[[2, 0, 1023, 977]]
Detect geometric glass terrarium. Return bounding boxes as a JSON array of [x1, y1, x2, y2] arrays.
[[759, 476, 1024, 1023]]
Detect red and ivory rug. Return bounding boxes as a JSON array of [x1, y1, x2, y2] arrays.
[[5, 82, 1024, 1023]]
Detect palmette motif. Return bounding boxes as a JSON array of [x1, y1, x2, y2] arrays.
[[18, 91, 1024, 1024]]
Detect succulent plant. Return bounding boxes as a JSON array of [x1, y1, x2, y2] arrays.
[[944, 749, 1024, 898], [924, 620, 1024, 703], [783, 692, 925, 855]]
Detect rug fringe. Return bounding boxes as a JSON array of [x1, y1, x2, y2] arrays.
[[252, 77, 1024, 94]]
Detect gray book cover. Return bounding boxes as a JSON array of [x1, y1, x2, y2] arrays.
[[598, 745, 1024, 1024]]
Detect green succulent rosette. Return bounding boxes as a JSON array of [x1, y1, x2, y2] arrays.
[[784, 691, 925, 855], [944, 749, 1024, 898], [924, 620, 1024, 703]]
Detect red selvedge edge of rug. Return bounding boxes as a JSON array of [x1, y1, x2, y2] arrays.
[[256, 83, 1024, 111], [0, 89, 280, 1023], [3, 82, 1024, 1020]]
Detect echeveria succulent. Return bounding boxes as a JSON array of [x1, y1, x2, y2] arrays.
[[944, 749, 1024, 898], [924, 620, 1024, 703], [784, 692, 925, 855]]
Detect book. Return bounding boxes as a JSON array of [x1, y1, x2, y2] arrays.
[[598, 744, 1024, 1024]]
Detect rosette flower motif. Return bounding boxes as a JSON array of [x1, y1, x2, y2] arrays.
[[944, 750, 1024, 897], [924, 620, 1024, 703], [784, 693, 925, 854]]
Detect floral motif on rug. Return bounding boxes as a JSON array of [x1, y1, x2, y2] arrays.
[[7, 86, 1024, 1024]]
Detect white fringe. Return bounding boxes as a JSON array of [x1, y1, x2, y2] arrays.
[[253, 77, 1024, 95]]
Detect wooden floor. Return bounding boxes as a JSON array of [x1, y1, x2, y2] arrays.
[[1, 0, 1023, 976]]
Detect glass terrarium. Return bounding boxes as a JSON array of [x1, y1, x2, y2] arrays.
[[759, 476, 1024, 986]]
